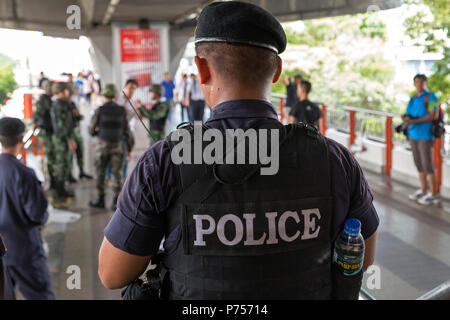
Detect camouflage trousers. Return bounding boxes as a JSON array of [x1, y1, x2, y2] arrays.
[[95, 141, 124, 197], [149, 130, 165, 146], [38, 131, 55, 179], [51, 136, 72, 183], [69, 127, 84, 172]]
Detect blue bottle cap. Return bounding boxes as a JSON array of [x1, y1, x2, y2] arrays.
[[344, 218, 361, 236]]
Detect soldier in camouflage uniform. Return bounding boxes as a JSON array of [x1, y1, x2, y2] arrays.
[[139, 84, 169, 146], [32, 80, 56, 189], [50, 82, 76, 199], [65, 85, 93, 181], [89, 84, 134, 211]]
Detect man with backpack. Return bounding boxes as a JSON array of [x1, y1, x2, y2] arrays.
[[404, 74, 441, 205], [33, 80, 56, 190]]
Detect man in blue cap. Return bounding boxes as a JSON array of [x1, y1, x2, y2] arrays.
[[99, 1, 379, 299], [0, 117, 54, 300]]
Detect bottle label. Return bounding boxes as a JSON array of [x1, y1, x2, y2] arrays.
[[333, 251, 364, 276]]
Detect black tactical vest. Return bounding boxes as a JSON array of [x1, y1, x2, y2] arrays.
[[149, 102, 168, 131], [163, 120, 333, 300], [98, 102, 126, 143]]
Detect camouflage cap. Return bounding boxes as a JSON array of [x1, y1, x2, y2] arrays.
[[52, 82, 67, 94], [65, 83, 74, 95], [149, 84, 163, 96], [41, 79, 52, 94], [102, 83, 118, 98]]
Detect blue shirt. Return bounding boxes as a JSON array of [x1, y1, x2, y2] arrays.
[[161, 80, 175, 100], [105, 99, 379, 256], [0, 154, 48, 266], [406, 90, 439, 140]]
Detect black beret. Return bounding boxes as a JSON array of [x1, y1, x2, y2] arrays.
[[195, 1, 287, 54], [0, 117, 25, 137]]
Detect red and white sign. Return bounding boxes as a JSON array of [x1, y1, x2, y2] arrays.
[[119, 29, 164, 107], [120, 29, 161, 63]]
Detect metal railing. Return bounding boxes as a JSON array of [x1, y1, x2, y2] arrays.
[[271, 93, 445, 194], [417, 280, 450, 300]]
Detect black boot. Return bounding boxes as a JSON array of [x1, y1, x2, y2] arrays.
[[54, 181, 74, 198], [90, 196, 105, 208], [79, 171, 93, 180], [111, 196, 118, 211], [69, 174, 78, 183], [49, 175, 56, 190], [64, 185, 75, 197]]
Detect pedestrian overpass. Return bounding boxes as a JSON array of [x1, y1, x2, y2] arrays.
[[0, 0, 401, 83], [2, 0, 450, 300]]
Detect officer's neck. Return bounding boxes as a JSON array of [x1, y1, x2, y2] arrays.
[[208, 84, 271, 108], [1, 145, 21, 157]]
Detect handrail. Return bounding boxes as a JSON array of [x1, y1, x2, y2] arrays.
[[359, 288, 376, 300], [417, 280, 450, 300], [270, 92, 401, 118]]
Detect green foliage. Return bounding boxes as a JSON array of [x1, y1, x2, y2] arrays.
[[358, 15, 387, 39], [277, 12, 399, 113], [285, 20, 337, 47], [0, 53, 17, 67], [403, 0, 450, 108], [0, 55, 17, 104]]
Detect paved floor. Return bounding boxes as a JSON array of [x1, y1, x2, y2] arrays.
[[361, 170, 450, 299], [26, 103, 450, 299]]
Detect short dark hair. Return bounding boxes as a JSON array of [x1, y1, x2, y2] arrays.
[[195, 42, 278, 86], [0, 135, 22, 148], [125, 79, 139, 87], [300, 80, 312, 94], [414, 74, 427, 81], [294, 74, 303, 81]]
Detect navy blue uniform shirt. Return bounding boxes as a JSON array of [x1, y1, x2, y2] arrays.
[[105, 99, 379, 256], [0, 154, 48, 265]]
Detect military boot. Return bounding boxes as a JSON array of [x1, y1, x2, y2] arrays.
[[64, 186, 75, 197], [111, 195, 118, 211], [89, 196, 105, 209], [49, 175, 56, 190], [69, 174, 78, 183], [54, 181, 74, 198], [79, 171, 93, 180]]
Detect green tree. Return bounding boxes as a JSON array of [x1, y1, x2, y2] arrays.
[[274, 12, 399, 113], [403, 0, 450, 108], [0, 54, 17, 104]]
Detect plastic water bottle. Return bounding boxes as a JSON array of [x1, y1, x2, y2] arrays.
[[333, 218, 365, 276]]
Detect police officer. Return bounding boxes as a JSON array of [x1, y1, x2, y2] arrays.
[[138, 84, 169, 146], [0, 118, 54, 300], [50, 82, 76, 200], [89, 84, 134, 211], [32, 79, 56, 189], [99, 1, 379, 299]]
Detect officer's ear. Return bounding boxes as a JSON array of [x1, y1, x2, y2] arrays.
[[272, 56, 283, 84], [194, 56, 211, 85]]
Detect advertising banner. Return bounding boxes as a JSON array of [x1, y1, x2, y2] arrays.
[[120, 29, 163, 107]]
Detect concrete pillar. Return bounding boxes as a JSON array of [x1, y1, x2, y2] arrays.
[[87, 26, 114, 84], [169, 24, 194, 77]]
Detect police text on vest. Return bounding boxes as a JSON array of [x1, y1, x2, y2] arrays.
[[193, 209, 321, 246]]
